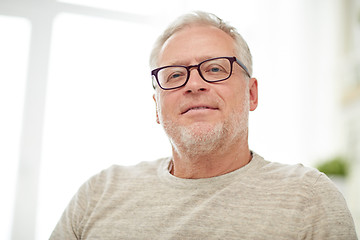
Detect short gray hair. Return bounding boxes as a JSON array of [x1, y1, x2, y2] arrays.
[[149, 11, 253, 77]]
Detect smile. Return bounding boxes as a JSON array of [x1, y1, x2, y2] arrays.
[[181, 106, 219, 114]]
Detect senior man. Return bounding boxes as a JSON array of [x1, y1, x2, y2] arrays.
[[51, 11, 357, 239]]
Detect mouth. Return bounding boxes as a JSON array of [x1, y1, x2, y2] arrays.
[[181, 106, 219, 114]]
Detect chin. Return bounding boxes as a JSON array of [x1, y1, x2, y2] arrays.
[[185, 121, 218, 133], [172, 121, 225, 154], [161, 109, 249, 155]]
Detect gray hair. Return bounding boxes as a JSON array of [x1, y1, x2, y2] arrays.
[[149, 11, 253, 77]]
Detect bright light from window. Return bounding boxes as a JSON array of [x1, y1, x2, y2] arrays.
[[36, 13, 171, 239], [58, 0, 184, 15], [0, 15, 30, 240]]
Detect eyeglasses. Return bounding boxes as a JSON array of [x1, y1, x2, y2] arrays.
[[151, 56, 250, 90]]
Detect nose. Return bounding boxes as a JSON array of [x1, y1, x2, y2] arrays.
[[183, 68, 209, 93]]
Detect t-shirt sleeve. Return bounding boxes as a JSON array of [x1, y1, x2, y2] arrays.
[[299, 173, 358, 239], [49, 174, 99, 240]]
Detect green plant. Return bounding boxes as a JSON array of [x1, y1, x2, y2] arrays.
[[316, 156, 349, 177]]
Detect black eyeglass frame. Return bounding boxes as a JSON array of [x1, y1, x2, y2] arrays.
[[151, 56, 251, 90]]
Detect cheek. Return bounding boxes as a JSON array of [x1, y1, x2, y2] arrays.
[[227, 90, 248, 112], [158, 95, 177, 119]]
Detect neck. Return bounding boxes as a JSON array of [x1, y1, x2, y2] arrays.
[[170, 141, 252, 179]]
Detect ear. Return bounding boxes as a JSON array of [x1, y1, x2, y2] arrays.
[[249, 78, 258, 111], [153, 94, 160, 124]]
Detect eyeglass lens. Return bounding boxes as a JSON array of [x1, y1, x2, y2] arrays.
[[157, 58, 232, 89]]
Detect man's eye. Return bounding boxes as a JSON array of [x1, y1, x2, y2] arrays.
[[167, 72, 185, 82], [170, 73, 182, 78], [205, 65, 225, 73], [210, 67, 221, 72]]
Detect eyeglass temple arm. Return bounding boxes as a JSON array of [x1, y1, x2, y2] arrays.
[[235, 58, 251, 78]]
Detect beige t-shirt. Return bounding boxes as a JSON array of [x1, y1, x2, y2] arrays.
[[50, 152, 357, 239]]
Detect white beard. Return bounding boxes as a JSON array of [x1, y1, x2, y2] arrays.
[[158, 85, 250, 157]]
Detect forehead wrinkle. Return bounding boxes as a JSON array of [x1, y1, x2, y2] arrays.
[[158, 25, 237, 68], [162, 55, 225, 67]]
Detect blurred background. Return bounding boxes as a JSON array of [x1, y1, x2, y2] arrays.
[[0, 0, 359, 239]]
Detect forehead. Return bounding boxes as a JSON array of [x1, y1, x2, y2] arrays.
[[158, 24, 236, 66]]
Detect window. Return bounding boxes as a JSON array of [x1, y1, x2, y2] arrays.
[[0, 15, 30, 240], [36, 13, 171, 239]]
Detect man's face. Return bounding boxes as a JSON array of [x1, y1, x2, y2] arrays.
[[153, 25, 258, 152]]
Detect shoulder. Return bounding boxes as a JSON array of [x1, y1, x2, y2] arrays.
[[71, 158, 169, 209], [253, 154, 354, 217], [90, 158, 168, 185], [253, 152, 324, 186], [249, 152, 342, 203], [254, 153, 357, 238]]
